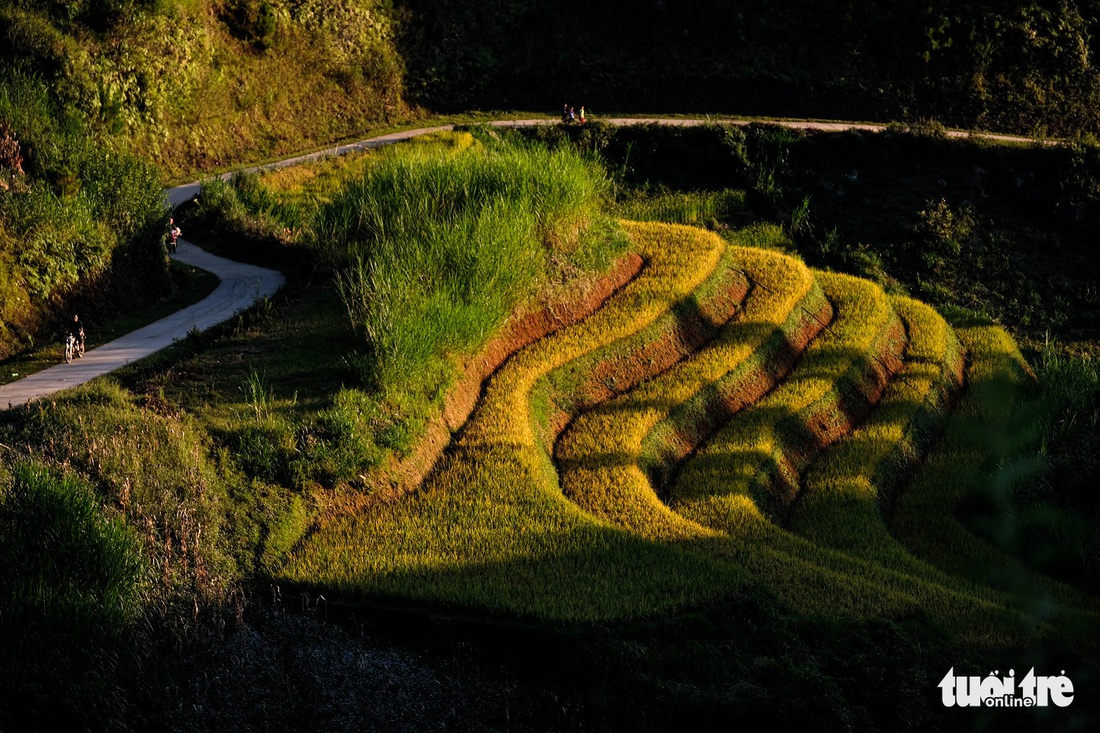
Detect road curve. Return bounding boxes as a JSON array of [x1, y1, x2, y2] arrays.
[[0, 240, 284, 409], [3, 115, 1045, 410]]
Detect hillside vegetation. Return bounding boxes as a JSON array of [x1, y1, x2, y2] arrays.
[[8, 0, 1100, 362], [0, 134, 635, 729], [1, 0, 406, 177], [401, 0, 1100, 137], [4, 2, 1100, 723], [0, 0, 409, 359], [2, 105, 1100, 725]]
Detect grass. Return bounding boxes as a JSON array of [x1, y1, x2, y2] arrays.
[[0, 460, 144, 729], [195, 131, 627, 439], [167, 132, 632, 497], [612, 189, 752, 228]]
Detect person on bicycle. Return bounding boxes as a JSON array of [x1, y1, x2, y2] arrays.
[[68, 314, 85, 357]]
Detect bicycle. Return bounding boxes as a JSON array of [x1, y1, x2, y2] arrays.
[[64, 332, 76, 363], [63, 329, 85, 363]]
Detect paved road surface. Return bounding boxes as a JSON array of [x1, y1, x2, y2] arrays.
[[167, 117, 1042, 206], [4, 115, 1045, 409], [0, 240, 284, 409]]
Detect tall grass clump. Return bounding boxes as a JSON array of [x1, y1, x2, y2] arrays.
[[10, 381, 239, 615], [613, 189, 750, 228], [310, 138, 615, 399], [0, 461, 144, 731]]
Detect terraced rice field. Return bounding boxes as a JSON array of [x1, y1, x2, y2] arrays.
[[281, 221, 1098, 647]]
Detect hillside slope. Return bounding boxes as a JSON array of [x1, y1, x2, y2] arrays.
[[1, 0, 409, 178]]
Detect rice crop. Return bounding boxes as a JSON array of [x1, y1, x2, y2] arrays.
[[278, 220, 1095, 644], [670, 271, 906, 527], [555, 228, 826, 540], [786, 296, 966, 575], [279, 222, 749, 620]]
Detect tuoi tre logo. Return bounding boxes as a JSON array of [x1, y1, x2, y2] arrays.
[[939, 668, 1074, 708]]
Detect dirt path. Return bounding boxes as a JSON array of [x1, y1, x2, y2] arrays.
[[168, 116, 1043, 207]]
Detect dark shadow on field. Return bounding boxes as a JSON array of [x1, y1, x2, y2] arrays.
[[277, 530, 1100, 733]]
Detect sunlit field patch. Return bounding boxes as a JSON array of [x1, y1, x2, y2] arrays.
[[279, 222, 750, 620]]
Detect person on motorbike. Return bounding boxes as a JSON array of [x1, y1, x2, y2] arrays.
[[168, 217, 182, 253], [67, 314, 85, 357]]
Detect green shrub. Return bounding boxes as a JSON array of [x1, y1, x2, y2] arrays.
[[11, 381, 237, 612], [914, 198, 974, 267], [0, 69, 168, 357], [0, 461, 144, 730]]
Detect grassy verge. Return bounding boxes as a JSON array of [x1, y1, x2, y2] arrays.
[[312, 135, 615, 396]]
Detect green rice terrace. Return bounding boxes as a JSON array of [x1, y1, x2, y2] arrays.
[[4, 124, 1100, 731]]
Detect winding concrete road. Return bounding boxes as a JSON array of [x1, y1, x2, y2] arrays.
[[1, 115, 1046, 410], [0, 241, 284, 409]]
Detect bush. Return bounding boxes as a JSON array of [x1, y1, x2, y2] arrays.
[[913, 198, 974, 269], [0, 461, 144, 731], [0, 70, 168, 357]]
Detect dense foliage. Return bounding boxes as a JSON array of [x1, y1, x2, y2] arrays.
[[0, 461, 143, 731], [399, 0, 1100, 136], [0, 0, 409, 359], [0, 0, 407, 177], [0, 71, 167, 359]]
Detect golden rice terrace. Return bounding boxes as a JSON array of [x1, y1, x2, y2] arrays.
[[281, 220, 1098, 650]]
